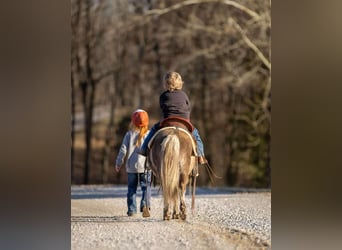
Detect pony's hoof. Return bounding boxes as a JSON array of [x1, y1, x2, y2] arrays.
[[181, 214, 187, 220], [172, 213, 180, 219]]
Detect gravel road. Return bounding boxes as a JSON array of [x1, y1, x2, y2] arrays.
[[71, 185, 271, 249]]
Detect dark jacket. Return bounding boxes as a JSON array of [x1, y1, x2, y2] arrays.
[[159, 89, 191, 120]]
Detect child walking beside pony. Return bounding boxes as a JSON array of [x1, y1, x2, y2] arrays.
[[115, 109, 151, 217]]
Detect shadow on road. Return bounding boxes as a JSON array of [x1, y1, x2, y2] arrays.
[[71, 215, 162, 223], [71, 185, 270, 200]]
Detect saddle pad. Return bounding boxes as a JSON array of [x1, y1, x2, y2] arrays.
[[147, 126, 198, 156]]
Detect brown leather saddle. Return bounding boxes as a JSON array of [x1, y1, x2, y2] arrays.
[[148, 116, 198, 159], [159, 116, 194, 133]]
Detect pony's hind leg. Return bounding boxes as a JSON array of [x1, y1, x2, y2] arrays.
[[163, 200, 172, 220], [179, 179, 187, 220], [172, 203, 180, 219], [180, 196, 186, 220], [172, 188, 181, 219]]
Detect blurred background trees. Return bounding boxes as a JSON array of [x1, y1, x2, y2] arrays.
[[71, 0, 271, 188]]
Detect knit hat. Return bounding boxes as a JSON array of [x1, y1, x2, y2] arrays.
[[131, 109, 149, 127]]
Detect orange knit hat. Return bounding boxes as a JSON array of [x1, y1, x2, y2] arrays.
[[131, 109, 149, 127]]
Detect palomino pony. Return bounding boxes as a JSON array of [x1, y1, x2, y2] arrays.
[[147, 125, 197, 220]]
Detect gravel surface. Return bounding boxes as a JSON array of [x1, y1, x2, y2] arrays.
[[71, 185, 271, 249]]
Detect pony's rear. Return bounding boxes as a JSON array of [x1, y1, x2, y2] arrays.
[[148, 127, 195, 220]]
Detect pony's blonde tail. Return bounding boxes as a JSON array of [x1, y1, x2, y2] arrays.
[[160, 133, 180, 202]]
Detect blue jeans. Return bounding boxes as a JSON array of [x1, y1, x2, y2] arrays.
[[192, 127, 204, 156], [127, 173, 148, 214], [140, 122, 205, 156]]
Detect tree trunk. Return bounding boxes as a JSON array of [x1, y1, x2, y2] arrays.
[[101, 74, 117, 183], [200, 60, 211, 185], [81, 79, 96, 184], [82, 0, 96, 184], [71, 73, 76, 183], [153, 20, 162, 88]]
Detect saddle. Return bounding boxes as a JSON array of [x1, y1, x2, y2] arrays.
[[159, 116, 194, 132], [148, 117, 198, 156]]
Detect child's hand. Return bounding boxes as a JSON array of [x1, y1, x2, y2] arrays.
[[115, 165, 121, 173]]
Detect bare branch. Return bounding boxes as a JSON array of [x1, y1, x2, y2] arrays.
[[145, 0, 261, 20], [118, 0, 262, 34], [229, 17, 271, 70]]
